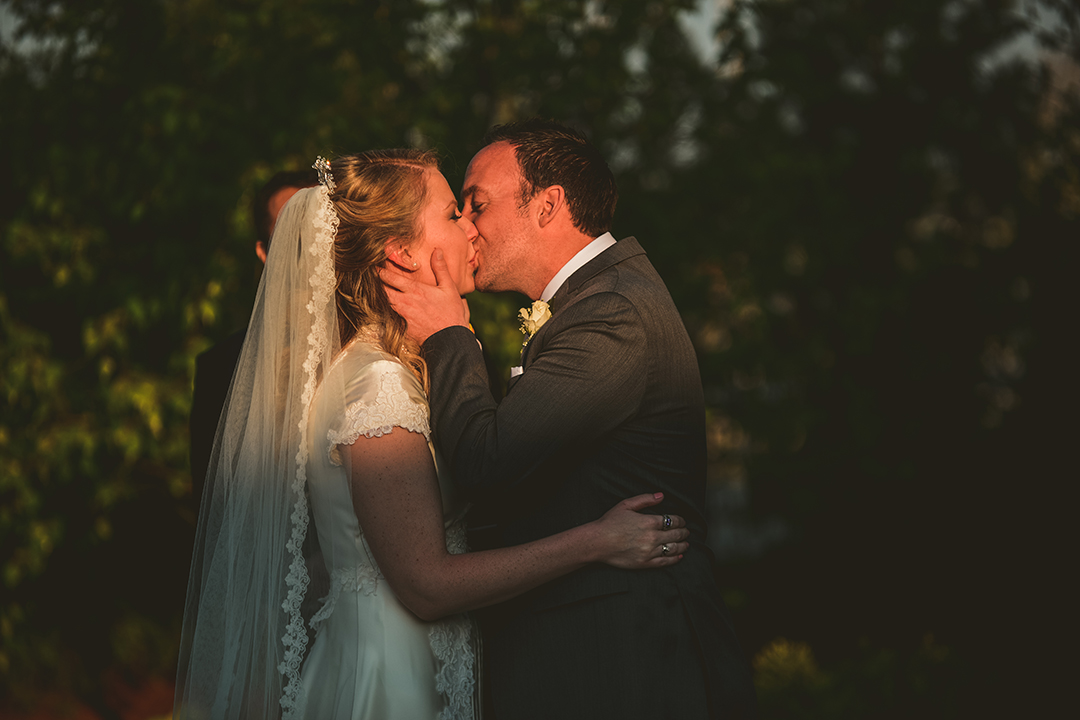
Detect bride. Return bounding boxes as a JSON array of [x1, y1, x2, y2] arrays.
[[172, 150, 689, 720]]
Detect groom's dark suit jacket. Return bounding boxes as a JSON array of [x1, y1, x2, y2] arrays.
[[424, 238, 756, 719]]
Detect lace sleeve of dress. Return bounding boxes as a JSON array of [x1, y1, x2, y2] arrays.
[[326, 364, 430, 466]]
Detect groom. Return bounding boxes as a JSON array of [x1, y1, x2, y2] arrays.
[[386, 119, 756, 718]]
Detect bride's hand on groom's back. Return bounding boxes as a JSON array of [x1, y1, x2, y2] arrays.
[[593, 492, 689, 569]]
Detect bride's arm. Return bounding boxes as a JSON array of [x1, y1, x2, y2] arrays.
[[346, 428, 688, 622]]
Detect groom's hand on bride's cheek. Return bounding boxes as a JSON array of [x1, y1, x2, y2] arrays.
[[378, 249, 468, 344]]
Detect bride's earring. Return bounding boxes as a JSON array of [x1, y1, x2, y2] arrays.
[[400, 248, 419, 270], [390, 245, 420, 271]]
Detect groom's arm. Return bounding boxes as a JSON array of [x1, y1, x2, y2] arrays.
[[424, 290, 647, 501]]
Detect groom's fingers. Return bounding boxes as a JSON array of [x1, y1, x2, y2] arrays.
[[429, 248, 452, 287], [379, 264, 416, 293], [379, 252, 470, 343]]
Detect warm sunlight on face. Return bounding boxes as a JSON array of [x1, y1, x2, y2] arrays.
[[403, 169, 479, 296], [461, 142, 536, 295]]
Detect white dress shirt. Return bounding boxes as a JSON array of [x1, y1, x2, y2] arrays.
[[510, 233, 617, 379], [539, 232, 616, 302]]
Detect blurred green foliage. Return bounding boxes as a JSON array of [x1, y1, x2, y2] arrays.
[[752, 634, 962, 719], [1, 0, 1076, 716]]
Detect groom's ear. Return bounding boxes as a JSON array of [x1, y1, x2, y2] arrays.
[[535, 185, 565, 229]]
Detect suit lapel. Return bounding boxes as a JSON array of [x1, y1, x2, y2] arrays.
[[548, 237, 645, 314], [521, 237, 645, 370]]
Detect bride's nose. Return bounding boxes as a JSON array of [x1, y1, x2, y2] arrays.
[[461, 215, 479, 241]]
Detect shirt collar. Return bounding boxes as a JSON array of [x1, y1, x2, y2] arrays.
[[539, 232, 616, 302]]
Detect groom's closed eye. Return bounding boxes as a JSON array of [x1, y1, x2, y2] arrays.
[[462, 191, 484, 216]]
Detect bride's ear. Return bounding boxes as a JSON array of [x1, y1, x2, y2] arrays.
[[386, 243, 419, 272]]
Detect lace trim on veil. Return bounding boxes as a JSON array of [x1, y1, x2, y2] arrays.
[[278, 184, 338, 720]]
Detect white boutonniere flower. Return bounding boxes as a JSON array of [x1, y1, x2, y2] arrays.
[[518, 300, 552, 346]]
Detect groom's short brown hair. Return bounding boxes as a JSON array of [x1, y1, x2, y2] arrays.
[[481, 118, 617, 237]]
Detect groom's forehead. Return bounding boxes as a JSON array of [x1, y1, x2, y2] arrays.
[[461, 181, 481, 203], [465, 144, 520, 185], [461, 173, 503, 203]]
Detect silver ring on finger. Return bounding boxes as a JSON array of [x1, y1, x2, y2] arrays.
[[662, 543, 670, 556], [662, 514, 672, 530]]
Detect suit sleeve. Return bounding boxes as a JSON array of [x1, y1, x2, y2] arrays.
[[424, 291, 646, 501]]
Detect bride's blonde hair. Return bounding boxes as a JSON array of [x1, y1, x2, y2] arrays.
[[328, 149, 439, 390]]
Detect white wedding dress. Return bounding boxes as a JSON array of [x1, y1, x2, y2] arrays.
[[295, 339, 476, 720], [174, 182, 476, 720]]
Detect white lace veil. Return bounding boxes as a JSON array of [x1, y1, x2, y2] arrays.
[[174, 175, 345, 719]]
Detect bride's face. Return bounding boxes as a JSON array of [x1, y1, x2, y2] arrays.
[[401, 169, 479, 296]]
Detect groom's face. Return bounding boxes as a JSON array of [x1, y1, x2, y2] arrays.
[[461, 142, 536, 295]]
